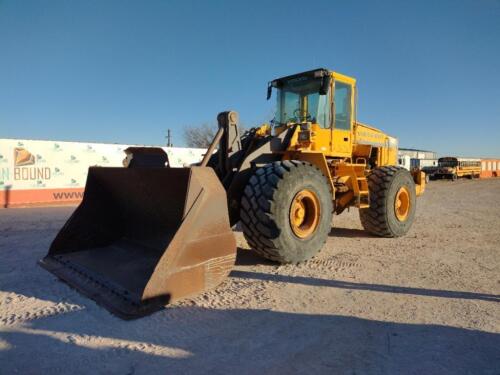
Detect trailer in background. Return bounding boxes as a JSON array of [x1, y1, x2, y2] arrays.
[[398, 148, 437, 160], [410, 158, 438, 169], [411, 159, 438, 182], [398, 155, 411, 171], [398, 156, 437, 182], [480, 159, 500, 178], [398, 148, 438, 183]]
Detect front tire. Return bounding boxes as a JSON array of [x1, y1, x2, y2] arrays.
[[240, 160, 333, 263], [359, 166, 416, 237]]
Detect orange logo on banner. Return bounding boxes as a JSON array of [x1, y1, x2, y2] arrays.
[[13, 147, 50, 181], [14, 147, 35, 167]]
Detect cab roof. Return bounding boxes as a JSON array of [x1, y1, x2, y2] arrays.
[[271, 68, 356, 86]]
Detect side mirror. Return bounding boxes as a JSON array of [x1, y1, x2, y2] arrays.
[[267, 82, 272, 100], [319, 75, 331, 95]]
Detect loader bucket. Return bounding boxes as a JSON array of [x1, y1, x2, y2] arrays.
[[39, 166, 236, 319]]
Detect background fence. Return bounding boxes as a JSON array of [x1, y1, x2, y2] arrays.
[[0, 138, 205, 207], [2, 138, 499, 208]]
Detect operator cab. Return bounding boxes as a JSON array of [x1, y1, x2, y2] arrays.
[[269, 68, 331, 127], [267, 68, 356, 156]]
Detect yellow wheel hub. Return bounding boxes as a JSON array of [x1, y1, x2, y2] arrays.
[[289, 189, 320, 238], [395, 186, 410, 221]]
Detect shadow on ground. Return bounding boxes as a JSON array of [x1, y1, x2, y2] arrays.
[[235, 247, 275, 266], [230, 271, 500, 303], [1, 305, 499, 375], [329, 227, 373, 238], [236, 225, 374, 266]]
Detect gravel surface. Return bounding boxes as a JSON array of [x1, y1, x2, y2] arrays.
[[1, 178, 499, 374]]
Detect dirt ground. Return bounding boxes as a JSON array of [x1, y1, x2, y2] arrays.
[[0, 178, 499, 374]]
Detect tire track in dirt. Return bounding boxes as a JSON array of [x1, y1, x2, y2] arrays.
[[177, 252, 366, 314], [182, 276, 271, 310], [0, 292, 83, 326], [301, 256, 362, 271]]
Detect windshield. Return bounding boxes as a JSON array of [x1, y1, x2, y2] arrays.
[[274, 77, 330, 127], [438, 159, 458, 167]]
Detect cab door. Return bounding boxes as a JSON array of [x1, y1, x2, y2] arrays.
[[332, 79, 354, 156]]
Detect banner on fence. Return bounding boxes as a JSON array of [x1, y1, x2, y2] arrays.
[[0, 139, 206, 207]]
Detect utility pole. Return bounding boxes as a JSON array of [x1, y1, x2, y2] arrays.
[[166, 129, 173, 147]]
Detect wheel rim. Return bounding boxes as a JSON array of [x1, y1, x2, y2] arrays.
[[289, 189, 320, 238], [394, 186, 410, 221]]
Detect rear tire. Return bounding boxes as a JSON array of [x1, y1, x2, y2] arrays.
[[240, 160, 333, 263], [359, 166, 416, 237]]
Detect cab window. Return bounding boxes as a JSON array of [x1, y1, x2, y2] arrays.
[[334, 81, 352, 130]]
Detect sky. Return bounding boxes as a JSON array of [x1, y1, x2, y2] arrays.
[[0, 0, 499, 157]]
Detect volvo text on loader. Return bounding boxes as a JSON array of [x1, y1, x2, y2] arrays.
[[39, 68, 425, 318]]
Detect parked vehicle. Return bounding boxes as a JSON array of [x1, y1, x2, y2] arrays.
[[434, 157, 481, 180]]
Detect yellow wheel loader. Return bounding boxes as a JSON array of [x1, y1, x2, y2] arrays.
[[40, 68, 425, 318]]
